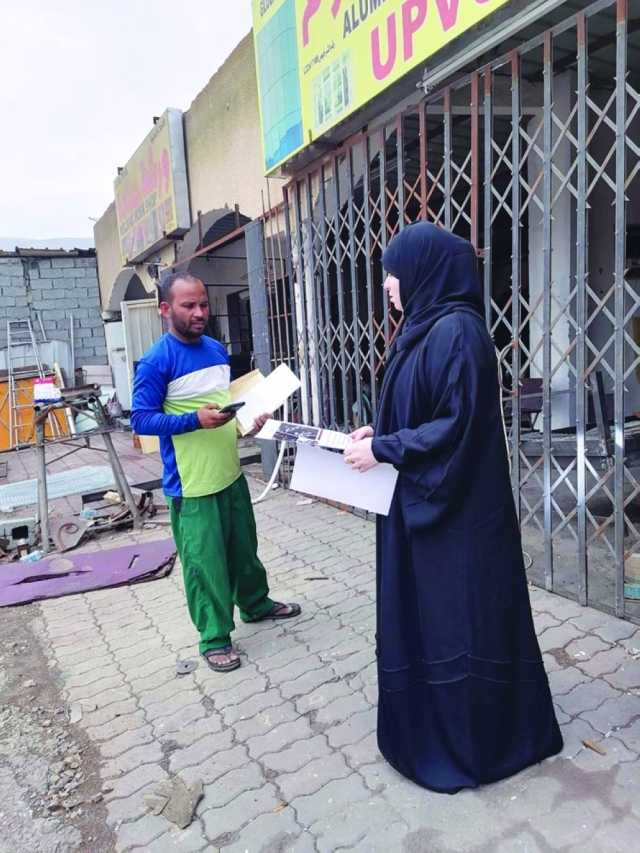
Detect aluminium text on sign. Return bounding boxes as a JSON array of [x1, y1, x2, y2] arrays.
[[252, 0, 511, 174], [114, 108, 190, 265]]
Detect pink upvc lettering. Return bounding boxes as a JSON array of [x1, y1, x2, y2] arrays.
[[302, 0, 321, 47], [371, 13, 397, 80], [303, 0, 342, 47], [402, 0, 426, 61], [402, 0, 459, 58], [434, 0, 460, 30], [371, 0, 470, 80]]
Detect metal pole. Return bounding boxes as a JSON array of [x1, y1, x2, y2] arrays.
[[35, 418, 50, 555], [305, 174, 323, 426], [471, 73, 480, 251], [319, 165, 337, 427], [332, 156, 350, 427], [309, 171, 327, 425], [69, 313, 76, 380], [291, 181, 312, 422], [380, 128, 391, 355], [245, 218, 278, 478], [282, 186, 301, 378], [543, 31, 555, 593], [576, 15, 589, 605], [363, 133, 378, 419], [444, 88, 453, 230], [102, 430, 142, 530], [347, 148, 363, 426], [614, 0, 627, 618], [419, 106, 428, 221], [397, 116, 406, 231], [483, 69, 493, 327], [511, 50, 522, 518]]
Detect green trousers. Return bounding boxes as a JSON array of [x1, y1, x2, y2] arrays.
[[169, 475, 274, 654]]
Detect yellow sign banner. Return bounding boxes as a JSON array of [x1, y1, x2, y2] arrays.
[[114, 108, 190, 264], [253, 0, 510, 173]]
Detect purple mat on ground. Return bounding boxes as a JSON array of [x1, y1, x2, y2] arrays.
[[0, 539, 176, 607]]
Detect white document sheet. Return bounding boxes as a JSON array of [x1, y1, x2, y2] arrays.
[[234, 365, 301, 434], [256, 418, 351, 451], [290, 443, 398, 516]]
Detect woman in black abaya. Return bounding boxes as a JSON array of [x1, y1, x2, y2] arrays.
[[344, 222, 562, 793]]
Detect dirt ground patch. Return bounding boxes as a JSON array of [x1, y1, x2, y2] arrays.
[[0, 602, 115, 853]]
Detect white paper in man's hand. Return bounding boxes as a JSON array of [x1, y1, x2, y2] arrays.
[[234, 365, 301, 434], [290, 443, 398, 516]]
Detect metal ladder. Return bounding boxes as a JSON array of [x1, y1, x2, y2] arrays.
[[6, 318, 60, 449]]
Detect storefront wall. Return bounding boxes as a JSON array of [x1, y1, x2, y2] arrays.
[[262, 0, 640, 622]]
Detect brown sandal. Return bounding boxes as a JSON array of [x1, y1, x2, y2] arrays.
[[202, 645, 241, 672], [254, 601, 302, 621]]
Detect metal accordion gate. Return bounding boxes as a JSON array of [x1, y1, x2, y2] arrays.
[[259, 0, 640, 622]]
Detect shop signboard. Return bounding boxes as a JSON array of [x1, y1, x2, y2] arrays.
[[114, 108, 190, 264], [253, 0, 511, 173]]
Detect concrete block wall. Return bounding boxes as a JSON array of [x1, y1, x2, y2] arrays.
[[0, 255, 107, 367]]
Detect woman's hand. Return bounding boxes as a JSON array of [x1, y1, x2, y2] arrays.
[[344, 438, 378, 473], [349, 425, 374, 441], [249, 413, 271, 436]]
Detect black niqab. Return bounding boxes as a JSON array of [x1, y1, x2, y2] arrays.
[[382, 222, 484, 352]]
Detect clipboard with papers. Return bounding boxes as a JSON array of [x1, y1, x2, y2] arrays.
[[255, 419, 351, 451], [256, 418, 398, 516]]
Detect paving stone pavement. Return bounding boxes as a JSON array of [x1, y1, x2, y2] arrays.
[[38, 477, 640, 852]]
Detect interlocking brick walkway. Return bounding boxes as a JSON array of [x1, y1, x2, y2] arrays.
[[36, 472, 640, 852]]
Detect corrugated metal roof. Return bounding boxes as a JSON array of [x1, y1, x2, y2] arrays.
[[176, 209, 251, 266]]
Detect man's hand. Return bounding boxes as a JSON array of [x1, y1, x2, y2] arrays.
[[344, 437, 378, 472], [197, 404, 234, 429], [349, 425, 374, 442], [249, 413, 271, 436]]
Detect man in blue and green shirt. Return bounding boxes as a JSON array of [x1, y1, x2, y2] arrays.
[[132, 273, 300, 673]]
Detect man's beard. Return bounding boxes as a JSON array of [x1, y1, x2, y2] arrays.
[[172, 315, 205, 340]]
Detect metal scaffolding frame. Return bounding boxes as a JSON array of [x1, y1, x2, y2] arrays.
[[258, 0, 640, 622]]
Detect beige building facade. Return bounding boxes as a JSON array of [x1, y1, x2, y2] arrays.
[[94, 31, 275, 317]]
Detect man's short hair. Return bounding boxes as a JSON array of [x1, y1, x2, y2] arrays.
[[157, 272, 202, 304]]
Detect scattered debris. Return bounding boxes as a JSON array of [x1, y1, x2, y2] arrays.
[[583, 739, 607, 756], [0, 539, 176, 607], [50, 518, 91, 552], [20, 549, 45, 563], [48, 489, 157, 553], [144, 775, 204, 829], [175, 659, 198, 676]]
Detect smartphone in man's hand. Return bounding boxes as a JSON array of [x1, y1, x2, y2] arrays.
[[218, 401, 246, 415]]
